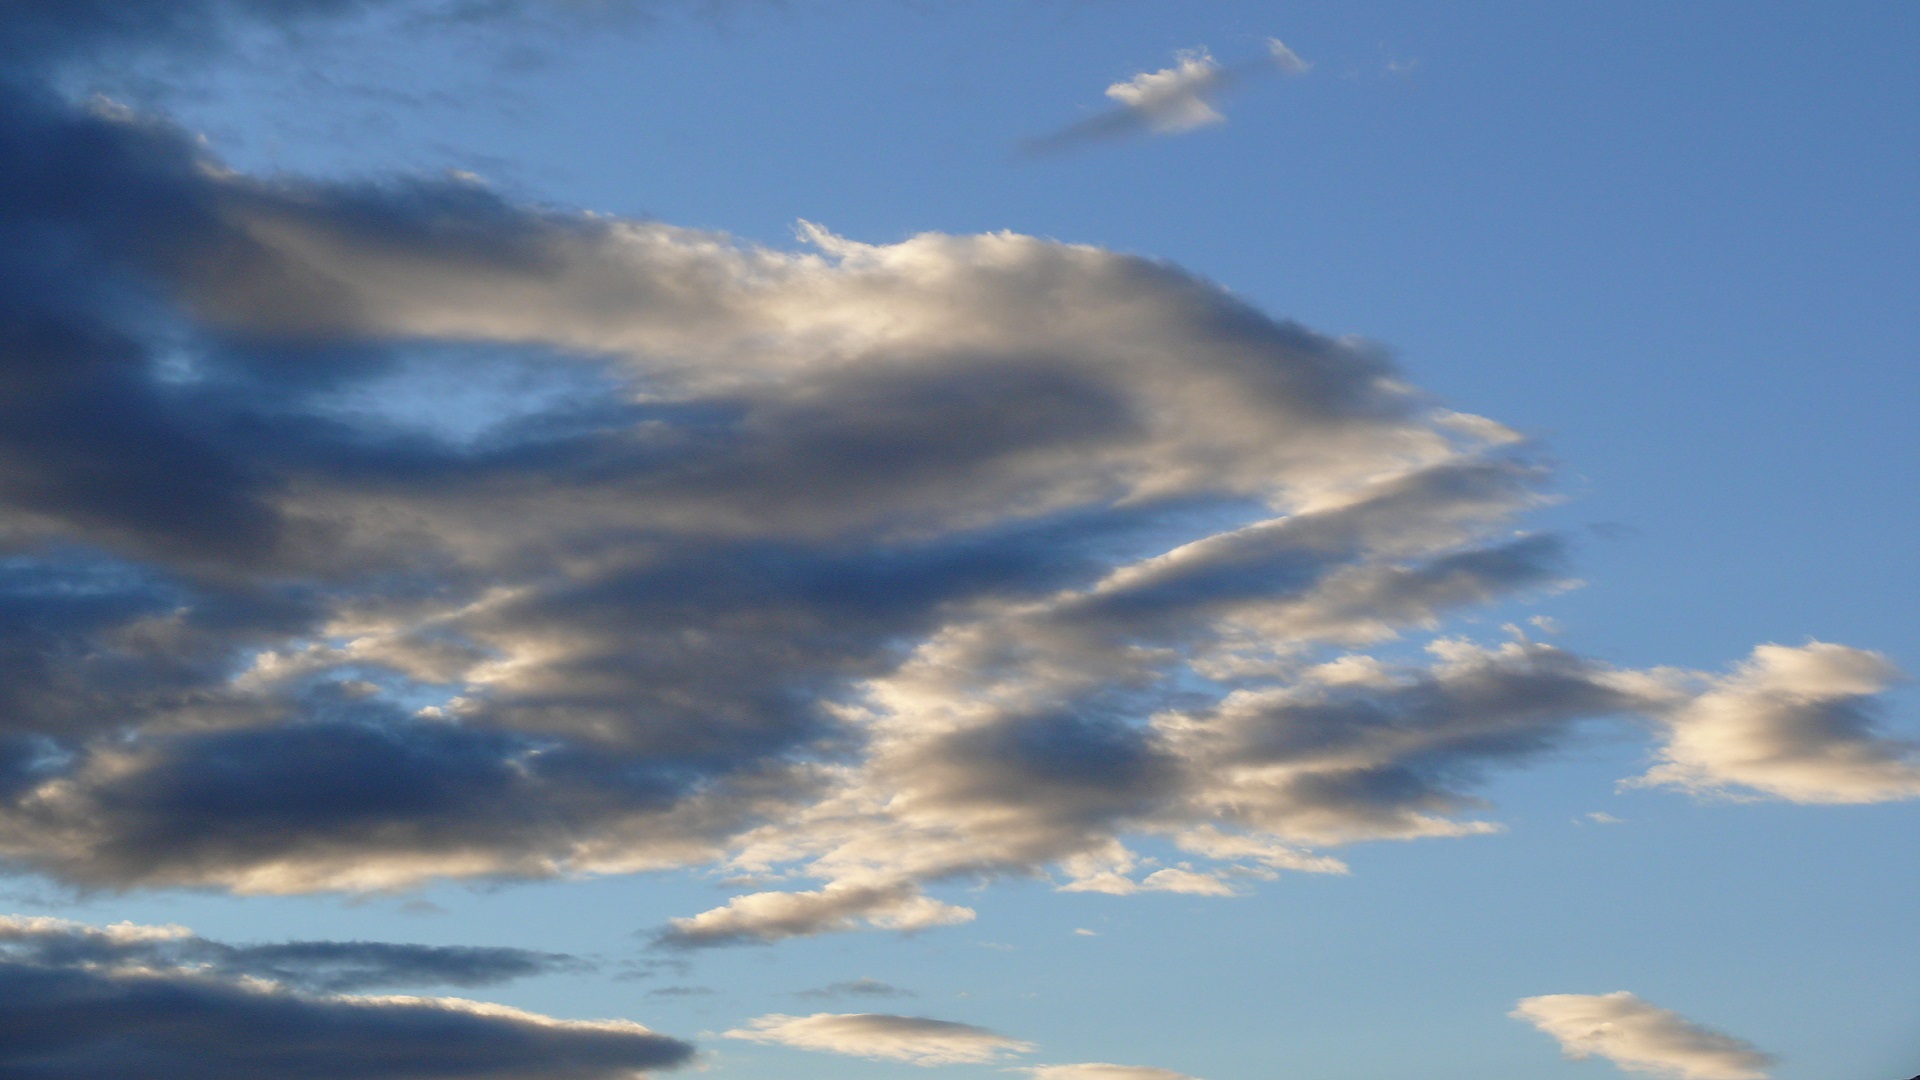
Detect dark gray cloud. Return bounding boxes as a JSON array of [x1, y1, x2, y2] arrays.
[[0, 915, 694, 1079]]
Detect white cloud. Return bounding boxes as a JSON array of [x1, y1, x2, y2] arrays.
[[1634, 642, 1919, 803], [723, 1012, 1032, 1065], [1512, 992, 1774, 1080], [1104, 49, 1230, 133]]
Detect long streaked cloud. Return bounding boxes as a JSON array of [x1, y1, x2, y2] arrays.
[[0, 914, 586, 992], [0, 0, 1907, 955], [0, 914, 694, 1079], [723, 1011, 1033, 1065], [1512, 992, 1775, 1080], [1024, 39, 1310, 154]]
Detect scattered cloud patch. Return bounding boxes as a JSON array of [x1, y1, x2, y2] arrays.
[[1025, 38, 1310, 153], [1513, 992, 1774, 1080], [1634, 643, 1918, 803], [723, 1012, 1033, 1065]]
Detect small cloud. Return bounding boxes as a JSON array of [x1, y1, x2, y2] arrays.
[[1023, 38, 1310, 154], [646, 985, 715, 998], [1073, 928, 1098, 937], [1584, 811, 1624, 825], [723, 1012, 1033, 1066], [797, 978, 915, 1000], [1512, 992, 1774, 1080], [1022, 1066, 1204, 1080]]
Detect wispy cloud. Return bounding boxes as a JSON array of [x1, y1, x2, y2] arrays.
[[1024, 39, 1310, 154], [797, 977, 915, 999], [1513, 992, 1774, 1080], [723, 1012, 1032, 1065], [1022, 1065, 1205, 1080]]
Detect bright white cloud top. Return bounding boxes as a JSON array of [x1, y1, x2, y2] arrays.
[[723, 1012, 1034, 1065], [1512, 992, 1776, 1080]]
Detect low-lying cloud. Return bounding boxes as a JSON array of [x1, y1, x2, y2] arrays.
[[1512, 992, 1774, 1080]]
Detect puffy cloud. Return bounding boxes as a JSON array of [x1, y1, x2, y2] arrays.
[[722, 1011, 1033, 1065], [1022, 1066, 1203, 1080], [1025, 39, 1311, 153], [0, 914, 694, 1079], [1634, 642, 1919, 803], [1104, 48, 1231, 134], [1512, 992, 1775, 1080]]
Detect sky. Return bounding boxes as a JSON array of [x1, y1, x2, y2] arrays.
[[0, 2, 1915, 1078]]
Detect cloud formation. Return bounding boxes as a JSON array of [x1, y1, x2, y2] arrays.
[[0, 0, 1907, 956], [723, 1011, 1033, 1065], [0, 914, 694, 1079], [1024, 39, 1310, 154], [1512, 992, 1774, 1080]]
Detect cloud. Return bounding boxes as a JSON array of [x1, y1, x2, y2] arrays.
[[0, 914, 585, 992], [1633, 642, 1919, 803], [722, 1011, 1033, 1065], [1512, 992, 1775, 1080], [0, 0, 1904, 951], [797, 977, 914, 999], [1024, 39, 1311, 154], [1022, 1066, 1204, 1080], [0, 914, 694, 1079], [654, 884, 974, 949]]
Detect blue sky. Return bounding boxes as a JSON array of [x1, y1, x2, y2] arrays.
[[0, 3, 1915, 1079]]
